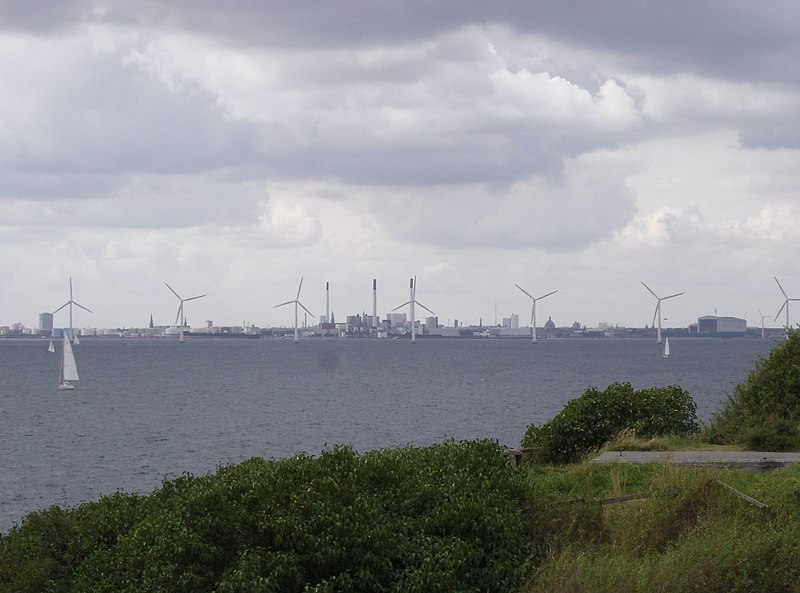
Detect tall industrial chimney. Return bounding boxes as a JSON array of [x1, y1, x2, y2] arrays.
[[372, 279, 378, 330]]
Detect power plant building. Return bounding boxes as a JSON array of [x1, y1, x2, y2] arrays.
[[689, 315, 747, 335]]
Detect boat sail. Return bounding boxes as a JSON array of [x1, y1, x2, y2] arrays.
[[73, 332, 80, 345], [47, 339, 55, 353], [663, 337, 670, 358], [58, 334, 79, 390]]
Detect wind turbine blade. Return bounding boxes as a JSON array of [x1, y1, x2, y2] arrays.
[[73, 302, 92, 313], [165, 282, 181, 300], [662, 292, 685, 300], [392, 301, 412, 312], [530, 304, 535, 327], [536, 290, 558, 301], [69, 277, 73, 300], [298, 302, 314, 317], [775, 277, 788, 299], [296, 277, 304, 300], [175, 304, 183, 325], [652, 304, 659, 328], [514, 283, 534, 300], [641, 281, 659, 299], [775, 300, 787, 321], [274, 300, 295, 308], [184, 294, 206, 302], [52, 302, 70, 314], [415, 301, 435, 315]]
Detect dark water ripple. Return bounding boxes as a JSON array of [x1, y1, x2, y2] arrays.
[[0, 336, 774, 531]]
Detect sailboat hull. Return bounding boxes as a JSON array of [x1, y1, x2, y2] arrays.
[[57, 381, 75, 390]]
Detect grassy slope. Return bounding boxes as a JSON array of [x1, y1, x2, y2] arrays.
[[521, 461, 800, 593]]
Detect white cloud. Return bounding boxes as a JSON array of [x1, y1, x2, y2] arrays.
[[2, 6, 800, 331]]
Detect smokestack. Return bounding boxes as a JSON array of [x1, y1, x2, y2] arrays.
[[326, 281, 330, 324], [409, 277, 416, 343], [372, 278, 377, 329]]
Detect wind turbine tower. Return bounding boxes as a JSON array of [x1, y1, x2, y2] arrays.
[[514, 283, 557, 344], [275, 277, 314, 343], [165, 283, 206, 343], [372, 279, 378, 331], [392, 277, 435, 343], [641, 282, 684, 344], [52, 277, 92, 342]]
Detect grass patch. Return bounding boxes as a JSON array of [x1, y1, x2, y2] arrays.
[[601, 429, 746, 452], [522, 462, 800, 593]]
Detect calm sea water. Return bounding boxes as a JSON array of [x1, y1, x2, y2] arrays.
[[0, 336, 775, 531]]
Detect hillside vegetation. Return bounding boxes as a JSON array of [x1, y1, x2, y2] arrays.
[[705, 329, 800, 450]]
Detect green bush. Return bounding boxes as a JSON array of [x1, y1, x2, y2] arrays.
[[521, 382, 699, 464], [0, 440, 533, 593], [706, 330, 800, 449]]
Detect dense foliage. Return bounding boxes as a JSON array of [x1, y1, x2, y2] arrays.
[[0, 440, 532, 593], [706, 330, 800, 450], [521, 382, 700, 464]]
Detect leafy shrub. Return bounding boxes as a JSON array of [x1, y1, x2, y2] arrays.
[[706, 329, 800, 449], [0, 440, 533, 593], [521, 382, 699, 464]]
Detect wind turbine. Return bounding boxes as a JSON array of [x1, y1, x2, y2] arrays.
[[758, 310, 769, 339], [275, 277, 314, 343], [641, 282, 684, 344], [52, 277, 92, 342], [774, 277, 800, 333], [514, 284, 557, 344], [392, 277, 434, 343], [165, 282, 206, 343]]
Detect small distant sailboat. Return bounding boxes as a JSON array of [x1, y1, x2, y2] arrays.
[[58, 334, 79, 390], [47, 339, 55, 353], [663, 337, 670, 358], [73, 333, 80, 345]]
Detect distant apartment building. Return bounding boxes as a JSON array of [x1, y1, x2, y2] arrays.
[[39, 312, 53, 331]]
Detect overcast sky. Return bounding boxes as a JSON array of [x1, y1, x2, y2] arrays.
[[2, 1, 800, 330]]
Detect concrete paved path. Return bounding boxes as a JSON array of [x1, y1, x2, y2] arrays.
[[592, 450, 800, 472]]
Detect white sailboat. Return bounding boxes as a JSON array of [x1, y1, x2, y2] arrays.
[[58, 334, 79, 390], [663, 337, 670, 358], [73, 332, 80, 345], [47, 339, 55, 353]]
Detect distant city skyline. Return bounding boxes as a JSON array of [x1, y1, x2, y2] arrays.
[[2, 3, 799, 330], [0, 276, 793, 331]]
